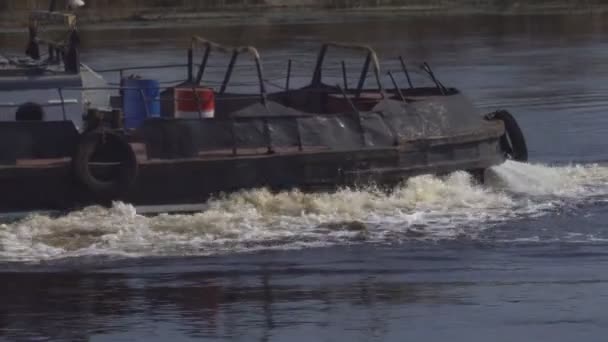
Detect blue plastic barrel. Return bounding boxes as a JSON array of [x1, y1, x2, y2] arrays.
[[122, 78, 161, 129]]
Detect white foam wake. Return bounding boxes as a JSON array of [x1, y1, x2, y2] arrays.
[[487, 161, 608, 197], [1, 160, 607, 262]]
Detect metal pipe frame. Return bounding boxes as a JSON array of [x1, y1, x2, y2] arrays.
[[191, 36, 267, 105], [311, 42, 384, 98]]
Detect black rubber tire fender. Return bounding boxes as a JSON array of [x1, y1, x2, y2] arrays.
[[485, 110, 528, 162], [72, 130, 138, 199], [15, 102, 44, 121]]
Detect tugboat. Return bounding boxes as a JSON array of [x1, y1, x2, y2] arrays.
[[0, 8, 527, 214]]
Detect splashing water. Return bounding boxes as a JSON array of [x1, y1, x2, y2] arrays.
[[486, 161, 608, 197], [1, 160, 607, 262]]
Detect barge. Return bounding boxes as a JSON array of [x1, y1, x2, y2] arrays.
[[0, 9, 527, 213]]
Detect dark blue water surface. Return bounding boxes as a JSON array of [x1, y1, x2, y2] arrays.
[[1, 13, 608, 342]]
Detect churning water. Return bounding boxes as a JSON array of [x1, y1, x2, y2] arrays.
[[2, 161, 607, 262]]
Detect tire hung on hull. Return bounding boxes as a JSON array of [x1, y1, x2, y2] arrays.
[[485, 110, 528, 162], [15, 102, 44, 121], [72, 130, 138, 200]]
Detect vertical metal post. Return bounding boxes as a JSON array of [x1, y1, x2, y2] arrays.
[[187, 48, 193, 83], [285, 59, 292, 91], [57, 88, 67, 121], [220, 51, 238, 94], [195, 47, 211, 85], [355, 53, 371, 98], [422, 62, 446, 95], [387, 71, 406, 103], [341, 60, 348, 90], [253, 56, 267, 105], [311, 44, 328, 86], [399, 56, 413, 88], [373, 61, 384, 96]]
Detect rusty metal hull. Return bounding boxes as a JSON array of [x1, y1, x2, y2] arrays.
[[0, 124, 504, 213]]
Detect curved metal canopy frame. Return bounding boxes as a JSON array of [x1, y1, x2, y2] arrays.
[[311, 42, 385, 98], [189, 36, 267, 105]]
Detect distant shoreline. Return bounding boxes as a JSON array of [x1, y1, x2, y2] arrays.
[[2, 3, 608, 29]]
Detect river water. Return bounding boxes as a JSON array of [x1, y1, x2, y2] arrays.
[[1, 13, 608, 341]]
